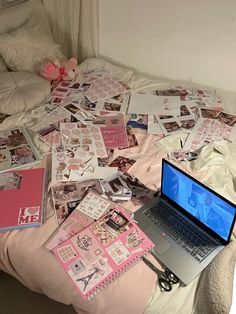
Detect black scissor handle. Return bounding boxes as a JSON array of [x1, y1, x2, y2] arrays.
[[159, 278, 172, 291], [165, 270, 179, 284]]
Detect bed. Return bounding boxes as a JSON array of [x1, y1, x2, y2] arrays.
[[0, 1, 235, 314]]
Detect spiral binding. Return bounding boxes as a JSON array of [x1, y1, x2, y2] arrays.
[[86, 246, 153, 300]]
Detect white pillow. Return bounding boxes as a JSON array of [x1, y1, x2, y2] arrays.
[[0, 72, 50, 115], [0, 55, 8, 73], [0, 18, 65, 73]]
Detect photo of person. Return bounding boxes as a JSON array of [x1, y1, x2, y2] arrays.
[[217, 112, 236, 127], [180, 119, 196, 130], [81, 98, 96, 110], [103, 102, 121, 112], [105, 210, 129, 231], [162, 121, 181, 133], [10, 145, 36, 165], [180, 105, 191, 116], [7, 128, 27, 148], [0, 171, 22, 190], [200, 108, 220, 119], [64, 103, 82, 115]]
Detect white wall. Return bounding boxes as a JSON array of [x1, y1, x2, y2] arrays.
[[99, 0, 236, 92]]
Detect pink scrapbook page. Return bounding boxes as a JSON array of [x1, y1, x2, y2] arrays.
[[45, 191, 114, 250], [52, 207, 154, 299], [100, 125, 129, 149]]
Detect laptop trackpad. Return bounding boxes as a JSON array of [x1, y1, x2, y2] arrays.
[[145, 228, 172, 255]]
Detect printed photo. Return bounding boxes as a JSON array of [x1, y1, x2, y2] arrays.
[[180, 119, 196, 130], [162, 121, 181, 133], [109, 156, 136, 173], [180, 105, 191, 116], [0, 171, 22, 190], [10, 145, 37, 165], [7, 128, 28, 148], [102, 102, 121, 112], [217, 112, 236, 127]]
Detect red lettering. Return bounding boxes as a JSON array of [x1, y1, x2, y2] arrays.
[[18, 216, 30, 224], [29, 215, 39, 223]]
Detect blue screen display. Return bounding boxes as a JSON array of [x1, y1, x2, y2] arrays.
[[162, 161, 236, 241]]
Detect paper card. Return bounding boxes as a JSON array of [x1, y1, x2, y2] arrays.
[[84, 76, 127, 103], [51, 146, 98, 182], [147, 115, 164, 135], [109, 156, 136, 173], [127, 92, 180, 115], [100, 125, 129, 149]]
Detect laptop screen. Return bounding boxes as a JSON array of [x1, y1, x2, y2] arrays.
[[161, 159, 236, 242]]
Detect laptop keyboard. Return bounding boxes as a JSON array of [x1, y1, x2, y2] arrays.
[[145, 202, 216, 262]]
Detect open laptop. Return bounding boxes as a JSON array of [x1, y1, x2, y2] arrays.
[[134, 158, 236, 285]]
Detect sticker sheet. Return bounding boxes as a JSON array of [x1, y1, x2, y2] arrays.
[[100, 125, 129, 149], [60, 123, 107, 158], [84, 76, 127, 103], [183, 117, 232, 151], [52, 207, 154, 299], [51, 146, 98, 182]]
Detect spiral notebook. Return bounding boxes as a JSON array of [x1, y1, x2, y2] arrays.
[[52, 207, 154, 299]]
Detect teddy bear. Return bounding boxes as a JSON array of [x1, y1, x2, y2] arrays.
[[41, 58, 79, 82]]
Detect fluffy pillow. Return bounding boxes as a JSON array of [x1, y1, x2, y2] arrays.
[[0, 18, 65, 73], [0, 72, 50, 115], [0, 55, 8, 73]]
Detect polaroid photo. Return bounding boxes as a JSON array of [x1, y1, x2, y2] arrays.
[[100, 173, 132, 201], [177, 116, 196, 131]]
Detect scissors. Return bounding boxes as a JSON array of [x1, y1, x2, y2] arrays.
[[142, 256, 179, 291]]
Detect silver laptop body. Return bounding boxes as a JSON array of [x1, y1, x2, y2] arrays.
[[134, 158, 236, 285]]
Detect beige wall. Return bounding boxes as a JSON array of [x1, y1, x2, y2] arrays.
[[99, 0, 236, 92]]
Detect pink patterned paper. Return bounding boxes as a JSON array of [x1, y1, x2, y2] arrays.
[[52, 207, 154, 299], [100, 126, 129, 149], [84, 76, 127, 103]]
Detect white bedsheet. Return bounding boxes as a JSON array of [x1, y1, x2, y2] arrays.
[[0, 58, 235, 314]]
